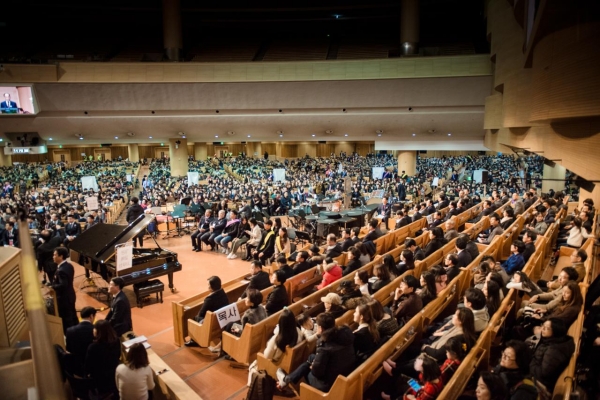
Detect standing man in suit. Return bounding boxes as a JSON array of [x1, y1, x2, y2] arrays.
[[65, 306, 97, 375], [397, 180, 407, 201], [36, 229, 63, 284], [376, 197, 392, 227], [107, 277, 133, 337], [63, 215, 82, 247], [51, 247, 78, 333], [1, 93, 17, 112]]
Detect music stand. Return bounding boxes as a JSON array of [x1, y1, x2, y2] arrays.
[[295, 230, 311, 246], [171, 204, 187, 236]]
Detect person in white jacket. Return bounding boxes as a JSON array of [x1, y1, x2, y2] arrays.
[[115, 343, 155, 400]]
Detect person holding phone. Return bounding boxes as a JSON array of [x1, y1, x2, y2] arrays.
[[381, 353, 443, 400]]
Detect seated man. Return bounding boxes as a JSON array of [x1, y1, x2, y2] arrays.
[[324, 233, 343, 259], [185, 276, 229, 347], [444, 219, 459, 241], [240, 261, 271, 299], [477, 213, 504, 245], [520, 266, 578, 313], [521, 230, 537, 263], [252, 219, 276, 264], [538, 249, 587, 292]]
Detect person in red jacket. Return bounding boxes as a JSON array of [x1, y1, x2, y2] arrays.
[[317, 258, 343, 290]]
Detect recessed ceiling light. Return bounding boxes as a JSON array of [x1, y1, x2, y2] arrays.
[[344, 134, 348, 137], [215, 135, 219, 138], [412, 133, 416, 137], [247, 135, 251, 138], [115, 137, 118, 139], [149, 136, 153, 139], [0, 139, 3, 142], [182, 135, 186, 138], [279, 134, 283, 137], [48, 138, 53, 141], [79, 137, 84, 140], [377, 134, 382, 137], [447, 133, 452, 136], [311, 134, 316, 137]]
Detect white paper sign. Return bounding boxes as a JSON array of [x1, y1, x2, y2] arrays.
[[187, 171, 199, 186], [432, 177, 439, 187], [126, 174, 132, 182], [273, 168, 286, 182], [85, 196, 99, 211], [81, 176, 99, 191], [116, 242, 133, 272], [215, 303, 241, 328], [372, 167, 385, 179]]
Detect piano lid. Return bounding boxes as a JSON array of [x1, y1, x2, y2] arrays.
[[69, 214, 154, 262]]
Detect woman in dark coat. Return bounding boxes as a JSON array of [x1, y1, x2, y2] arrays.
[[84, 320, 121, 398], [423, 227, 448, 258], [529, 318, 575, 392]]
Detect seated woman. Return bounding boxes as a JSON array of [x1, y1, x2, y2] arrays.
[[265, 270, 289, 316], [421, 308, 477, 363], [430, 265, 447, 294], [215, 209, 240, 254], [84, 320, 121, 398], [342, 246, 363, 277], [391, 275, 423, 326], [263, 309, 303, 362], [273, 227, 291, 259], [317, 260, 343, 290], [417, 271, 438, 307], [222, 288, 267, 342], [423, 227, 448, 258], [355, 270, 372, 296], [307, 245, 323, 268], [353, 304, 380, 365], [492, 340, 538, 400], [521, 281, 583, 338], [338, 280, 370, 310], [381, 254, 400, 278], [483, 280, 502, 317], [475, 371, 509, 400], [370, 264, 392, 294], [396, 249, 416, 276], [529, 318, 575, 394], [243, 218, 262, 261], [369, 300, 399, 341], [355, 242, 371, 266], [321, 293, 346, 319], [556, 217, 587, 249], [506, 271, 543, 297], [276, 313, 355, 392]]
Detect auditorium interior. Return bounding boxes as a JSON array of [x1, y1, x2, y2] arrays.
[[0, 0, 599, 399]]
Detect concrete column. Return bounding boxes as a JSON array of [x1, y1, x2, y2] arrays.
[[169, 138, 188, 177], [194, 143, 208, 160], [398, 151, 416, 176], [127, 144, 139, 162], [0, 152, 12, 167], [542, 163, 566, 194], [163, 0, 182, 61], [400, 0, 420, 55]]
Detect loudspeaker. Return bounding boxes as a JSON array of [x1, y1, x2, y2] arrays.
[[100, 143, 112, 147], [318, 141, 326, 144], [575, 177, 595, 193], [419, 150, 427, 154], [478, 151, 486, 155]]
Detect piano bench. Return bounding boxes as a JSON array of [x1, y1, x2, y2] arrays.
[[133, 280, 164, 308]]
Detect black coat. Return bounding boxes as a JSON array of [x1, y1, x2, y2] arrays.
[[522, 242, 536, 263], [84, 340, 121, 395], [353, 326, 378, 365], [530, 335, 575, 390], [265, 285, 288, 315], [340, 238, 354, 252], [106, 290, 132, 336], [36, 236, 63, 276], [456, 249, 473, 269], [241, 270, 271, 298], [126, 203, 145, 223], [52, 261, 77, 326], [292, 261, 312, 275], [196, 287, 229, 321], [309, 326, 356, 392], [65, 321, 94, 374], [395, 216, 411, 229], [0, 228, 19, 247], [362, 229, 383, 243], [325, 243, 343, 259], [64, 222, 82, 237], [423, 238, 447, 258], [342, 259, 362, 277], [492, 365, 539, 400]]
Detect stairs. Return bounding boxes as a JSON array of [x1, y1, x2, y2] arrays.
[[114, 164, 149, 225]]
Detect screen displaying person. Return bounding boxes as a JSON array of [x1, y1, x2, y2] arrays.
[[1, 93, 17, 113]]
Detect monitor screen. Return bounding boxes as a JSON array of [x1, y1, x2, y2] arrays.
[[0, 86, 37, 115]]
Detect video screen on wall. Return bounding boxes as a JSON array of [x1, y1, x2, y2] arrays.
[[0, 85, 37, 115]]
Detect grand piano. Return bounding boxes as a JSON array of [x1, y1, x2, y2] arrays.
[[69, 214, 181, 292]]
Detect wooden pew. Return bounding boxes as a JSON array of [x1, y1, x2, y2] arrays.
[[187, 285, 275, 348], [172, 273, 250, 346], [147, 349, 202, 400], [287, 267, 322, 303]]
